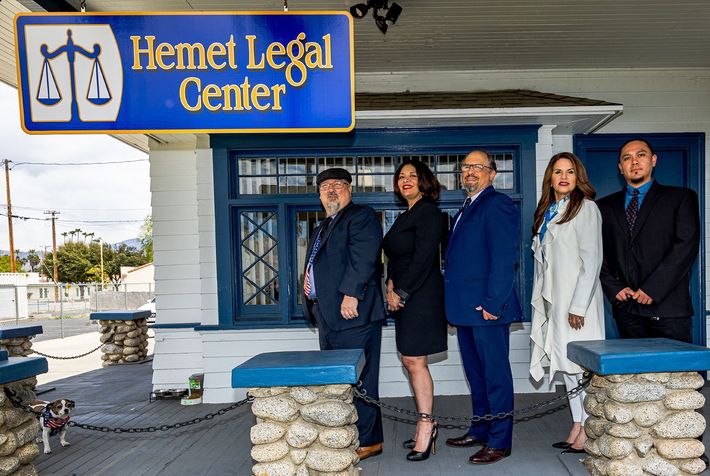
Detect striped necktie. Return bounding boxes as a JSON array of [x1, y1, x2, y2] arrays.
[[303, 217, 332, 297]]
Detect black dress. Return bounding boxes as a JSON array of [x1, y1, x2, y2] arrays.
[[382, 198, 448, 356]]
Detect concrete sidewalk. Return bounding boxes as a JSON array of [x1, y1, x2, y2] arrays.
[[32, 331, 155, 386]]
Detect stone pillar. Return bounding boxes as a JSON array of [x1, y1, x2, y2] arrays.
[[0, 377, 42, 476], [248, 384, 360, 476], [584, 371, 706, 476], [0, 338, 34, 358], [98, 318, 149, 366]]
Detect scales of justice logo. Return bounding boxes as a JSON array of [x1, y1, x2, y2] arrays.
[[25, 24, 123, 123]]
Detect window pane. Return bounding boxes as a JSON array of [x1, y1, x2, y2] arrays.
[[240, 176, 277, 195], [240, 211, 278, 306], [279, 175, 315, 194], [239, 157, 276, 176], [494, 172, 514, 190]]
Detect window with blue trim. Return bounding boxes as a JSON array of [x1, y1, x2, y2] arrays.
[[212, 126, 539, 329]]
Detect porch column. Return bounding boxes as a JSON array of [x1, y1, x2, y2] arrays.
[[568, 338, 710, 476], [233, 349, 364, 476]]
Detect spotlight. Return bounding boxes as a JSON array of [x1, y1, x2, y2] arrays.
[[349, 3, 369, 19], [385, 2, 402, 25], [349, 0, 403, 34], [373, 13, 388, 34]]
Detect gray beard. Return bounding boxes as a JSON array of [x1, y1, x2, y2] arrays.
[[325, 201, 341, 216], [464, 184, 478, 194]]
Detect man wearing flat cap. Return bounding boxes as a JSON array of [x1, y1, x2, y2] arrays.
[[301, 167, 385, 460]]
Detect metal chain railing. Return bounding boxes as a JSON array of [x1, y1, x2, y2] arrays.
[[32, 343, 104, 360], [69, 395, 254, 433], [4, 387, 254, 434], [354, 373, 592, 429], [3, 374, 591, 435]]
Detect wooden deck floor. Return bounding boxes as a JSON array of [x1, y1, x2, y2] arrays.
[[32, 362, 705, 476]]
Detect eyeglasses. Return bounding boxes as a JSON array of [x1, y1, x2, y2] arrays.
[[461, 164, 493, 173], [319, 181, 350, 192]]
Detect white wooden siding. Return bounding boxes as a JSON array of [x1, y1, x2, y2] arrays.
[[151, 67, 710, 401]]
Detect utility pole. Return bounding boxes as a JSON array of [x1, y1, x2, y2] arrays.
[[44, 210, 60, 301], [93, 238, 104, 290], [99, 238, 104, 290], [4, 160, 16, 272]]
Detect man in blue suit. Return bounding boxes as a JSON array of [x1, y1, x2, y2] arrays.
[[444, 150, 523, 465], [301, 168, 386, 460]]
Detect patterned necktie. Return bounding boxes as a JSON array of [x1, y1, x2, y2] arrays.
[[452, 197, 472, 232], [303, 217, 332, 297], [626, 189, 640, 233]]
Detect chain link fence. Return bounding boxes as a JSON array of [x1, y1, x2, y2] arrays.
[[0, 282, 155, 339]]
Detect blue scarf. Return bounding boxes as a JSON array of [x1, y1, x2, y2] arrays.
[[539, 195, 569, 243]]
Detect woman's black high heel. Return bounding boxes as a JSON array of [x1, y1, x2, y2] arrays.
[[406, 421, 438, 461], [402, 438, 416, 449]]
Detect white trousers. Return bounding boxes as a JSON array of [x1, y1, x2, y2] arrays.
[[562, 372, 588, 423]]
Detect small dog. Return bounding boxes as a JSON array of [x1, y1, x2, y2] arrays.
[[30, 399, 75, 454]]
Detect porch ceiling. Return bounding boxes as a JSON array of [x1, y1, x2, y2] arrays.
[[3, 0, 703, 150], [18, 0, 710, 72]]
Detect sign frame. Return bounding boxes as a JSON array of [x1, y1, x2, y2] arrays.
[[14, 11, 356, 135]]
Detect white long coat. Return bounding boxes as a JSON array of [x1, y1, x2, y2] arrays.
[[529, 198, 605, 382]]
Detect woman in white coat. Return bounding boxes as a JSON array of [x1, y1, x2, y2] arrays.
[[529, 152, 605, 453]]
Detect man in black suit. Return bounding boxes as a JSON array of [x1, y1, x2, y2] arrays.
[[597, 139, 700, 343], [301, 167, 385, 460]]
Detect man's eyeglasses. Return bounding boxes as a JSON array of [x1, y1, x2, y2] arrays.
[[319, 181, 350, 192], [461, 163, 493, 173]]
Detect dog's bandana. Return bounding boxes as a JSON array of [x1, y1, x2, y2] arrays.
[[41, 407, 70, 437]]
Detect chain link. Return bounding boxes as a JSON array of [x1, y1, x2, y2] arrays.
[[354, 373, 591, 427], [32, 343, 104, 360], [67, 395, 254, 433]]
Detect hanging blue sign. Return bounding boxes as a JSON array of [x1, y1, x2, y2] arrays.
[[14, 12, 355, 134]]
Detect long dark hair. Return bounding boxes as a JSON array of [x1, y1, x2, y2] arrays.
[[532, 152, 596, 237], [393, 159, 441, 204]]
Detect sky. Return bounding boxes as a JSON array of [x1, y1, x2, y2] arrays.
[[0, 81, 150, 253]]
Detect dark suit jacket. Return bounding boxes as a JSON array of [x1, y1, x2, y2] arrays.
[[301, 202, 386, 331], [597, 181, 700, 318], [444, 186, 523, 326]]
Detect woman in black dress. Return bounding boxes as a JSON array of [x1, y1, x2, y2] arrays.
[[383, 159, 448, 462]]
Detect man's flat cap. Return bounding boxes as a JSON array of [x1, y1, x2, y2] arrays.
[[316, 168, 352, 186]]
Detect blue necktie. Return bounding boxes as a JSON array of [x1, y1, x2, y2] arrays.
[[303, 217, 331, 297]]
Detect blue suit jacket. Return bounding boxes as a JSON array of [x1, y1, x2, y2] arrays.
[[301, 202, 386, 331], [444, 186, 523, 326]]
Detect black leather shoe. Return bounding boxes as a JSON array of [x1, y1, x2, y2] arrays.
[[561, 447, 586, 454], [469, 447, 511, 464], [402, 438, 415, 449], [446, 433, 487, 448], [552, 441, 572, 449]]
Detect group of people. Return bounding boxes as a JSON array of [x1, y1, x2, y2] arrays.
[[301, 139, 700, 465]]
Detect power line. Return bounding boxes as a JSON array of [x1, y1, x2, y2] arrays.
[[8, 159, 148, 168], [0, 212, 48, 221], [0, 212, 144, 224], [3, 204, 150, 212]]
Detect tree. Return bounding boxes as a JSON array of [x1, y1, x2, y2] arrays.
[[40, 239, 149, 285], [26, 249, 40, 272], [0, 256, 12, 273], [104, 243, 148, 288], [139, 215, 153, 262]]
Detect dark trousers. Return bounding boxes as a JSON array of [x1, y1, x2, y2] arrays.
[[456, 324, 514, 449], [310, 302, 384, 446], [615, 311, 693, 344]]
